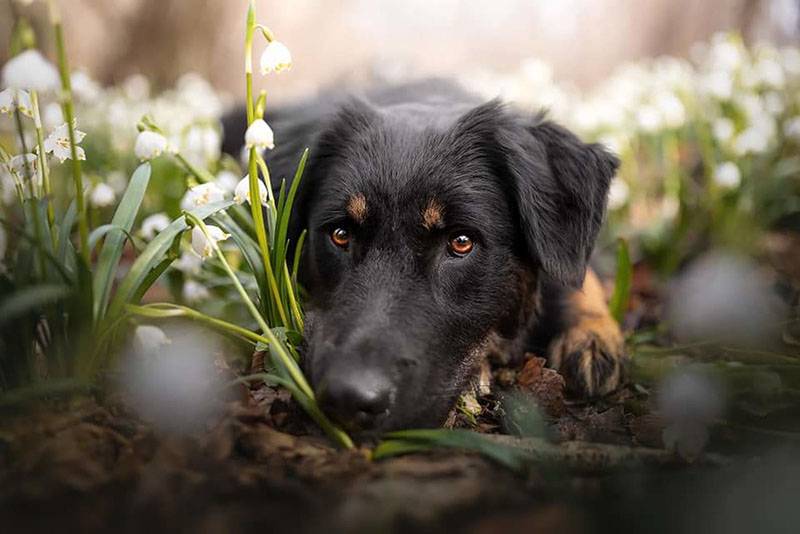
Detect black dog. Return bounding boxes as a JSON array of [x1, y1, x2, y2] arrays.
[[222, 79, 625, 437]]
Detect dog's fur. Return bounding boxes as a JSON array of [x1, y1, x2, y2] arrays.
[[222, 79, 626, 437]]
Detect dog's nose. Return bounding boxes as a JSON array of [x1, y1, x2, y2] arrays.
[[317, 369, 393, 430]]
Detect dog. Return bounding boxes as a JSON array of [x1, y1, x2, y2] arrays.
[[222, 79, 626, 437]]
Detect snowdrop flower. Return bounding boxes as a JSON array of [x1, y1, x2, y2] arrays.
[[0, 88, 33, 117], [214, 170, 239, 193], [90, 183, 116, 207], [184, 125, 221, 164], [712, 117, 735, 143], [654, 91, 686, 129], [173, 252, 202, 275], [182, 279, 210, 303], [42, 102, 63, 130], [244, 119, 275, 150], [134, 325, 172, 354], [8, 153, 37, 179], [700, 70, 734, 100], [140, 212, 170, 240], [107, 171, 128, 194], [260, 41, 292, 74], [233, 175, 268, 206], [636, 105, 662, 133], [607, 178, 630, 210], [123, 74, 150, 100], [191, 224, 229, 259], [754, 58, 785, 88], [1, 49, 60, 92], [181, 182, 226, 210], [713, 162, 741, 189], [43, 122, 87, 162], [134, 130, 168, 161], [70, 70, 101, 101], [784, 117, 800, 141]]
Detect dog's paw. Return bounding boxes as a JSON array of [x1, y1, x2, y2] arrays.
[[548, 316, 626, 398]]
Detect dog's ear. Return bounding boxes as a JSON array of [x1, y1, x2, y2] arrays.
[[455, 102, 618, 287]]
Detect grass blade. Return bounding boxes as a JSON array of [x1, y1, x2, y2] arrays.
[[609, 238, 632, 325], [0, 284, 72, 325], [93, 163, 151, 320]]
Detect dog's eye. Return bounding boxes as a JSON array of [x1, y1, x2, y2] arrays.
[[330, 227, 350, 249], [449, 234, 474, 257]]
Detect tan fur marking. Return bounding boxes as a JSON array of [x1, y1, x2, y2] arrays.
[[422, 199, 444, 230], [346, 193, 368, 223]]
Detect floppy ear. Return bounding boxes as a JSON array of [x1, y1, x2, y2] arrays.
[[455, 102, 618, 287]]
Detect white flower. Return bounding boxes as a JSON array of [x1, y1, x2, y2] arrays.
[[654, 92, 686, 129], [712, 118, 735, 143], [182, 279, 210, 303], [90, 183, 116, 207], [214, 170, 239, 193], [191, 224, 229, 260], [636, 105, 662, 133], [8, 153, 37, 179], [700, 70, 733, 100], [184, 125, 221, 164], [607, 178, 630, 210], [43, 122, 87, 163], [1, 50, 60, 92], [70, 70, 101, 101], [713, 162, 741, 189], [134, 325, 172, 354], [754, 58, 784, 88], [0, 88, 33, 117], [173, 252, 202, 275], [134, 131, 168, 161], [260, 41, 292, 74], [783, 117, 800, 141], [180, 182, 226, 210], [234, 175, 269, 206], [140, 212, 170, 240], [43, 102, 63, 130], [244, 119, 275, 150], [107, 171, 128, 194]]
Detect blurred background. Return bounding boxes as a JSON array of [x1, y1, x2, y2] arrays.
[[2, 0, 799, 102]]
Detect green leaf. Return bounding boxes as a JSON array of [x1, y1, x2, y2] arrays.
[[57, 200, 77, 264], [104, 200, 233, 321], [376, 429, 530, 472], [93, 163, 151, 320], [88, 224, 139, 253], [212, 213, 267, 305], [609, 238, 632, 325], [0, 284, 72, 325]]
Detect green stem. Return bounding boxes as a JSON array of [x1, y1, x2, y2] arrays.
[[174, 152, 216, 184], [12, 109, 35, 195], [126, 303, 265, 345], [30, 90, 55, 230], [50, 0, 88, 264], [184, 212, 312, 399]]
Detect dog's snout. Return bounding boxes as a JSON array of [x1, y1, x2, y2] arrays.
[[318, 369, 394, 431]]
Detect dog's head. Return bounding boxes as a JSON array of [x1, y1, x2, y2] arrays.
[[290, 98, 617, 437]]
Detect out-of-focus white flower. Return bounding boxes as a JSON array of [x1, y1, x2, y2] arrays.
[[181, 182, 226, 210], [8, 153, 37, 179], [636, 105, 662, 133], [90, 183, 116, 207], [260, 41, 292, 74], [733, 123, 772, 155], [134, 325, 171, 354], [700, 70, 734, 100], [191, 224, 229, 259], [763, 92, 785, 116], [784, 116, 800, 141], [607, 177, 630, 210], [182, 279, 210, 303], [140, 212, 170, 240], [233, 175, 268, 206], [134, 131, 168, 161], [1, 49, 60, 92], [244, 119, 275, 150], [782, 47, 800, 76], [214, 170, 239, 193], [123, 73, 150, 100], [43, 122, 87, 162], [712, 117, 735, 143], [0, 88, 33, 117], [183, 125, 221, 164], [754, 58, 785, 88], [173, 251, 202, 275], [107, 171, 128, 194], [713, 161, 741, 189], [657, 368, 724, 459], [654, 91, 686, 129], [709, 37, 744, 72], [1, 166, 16, 205], [70, 70, 101, 101], [42, 102, 63, 130]]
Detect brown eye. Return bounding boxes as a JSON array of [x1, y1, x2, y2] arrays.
[[331, 227, 350, 249], [449, 234, 474, 256]]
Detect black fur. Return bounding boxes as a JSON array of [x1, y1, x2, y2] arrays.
[[222, 80, 619, 438]]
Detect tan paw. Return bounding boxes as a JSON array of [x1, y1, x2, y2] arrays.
[[548, 317, 626, 398]]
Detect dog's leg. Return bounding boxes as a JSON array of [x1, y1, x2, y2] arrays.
[[547, 270, 626, 397]]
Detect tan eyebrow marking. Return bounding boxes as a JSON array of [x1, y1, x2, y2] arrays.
[[346, 193, 368, 223], [422, 198, 444, 230]]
